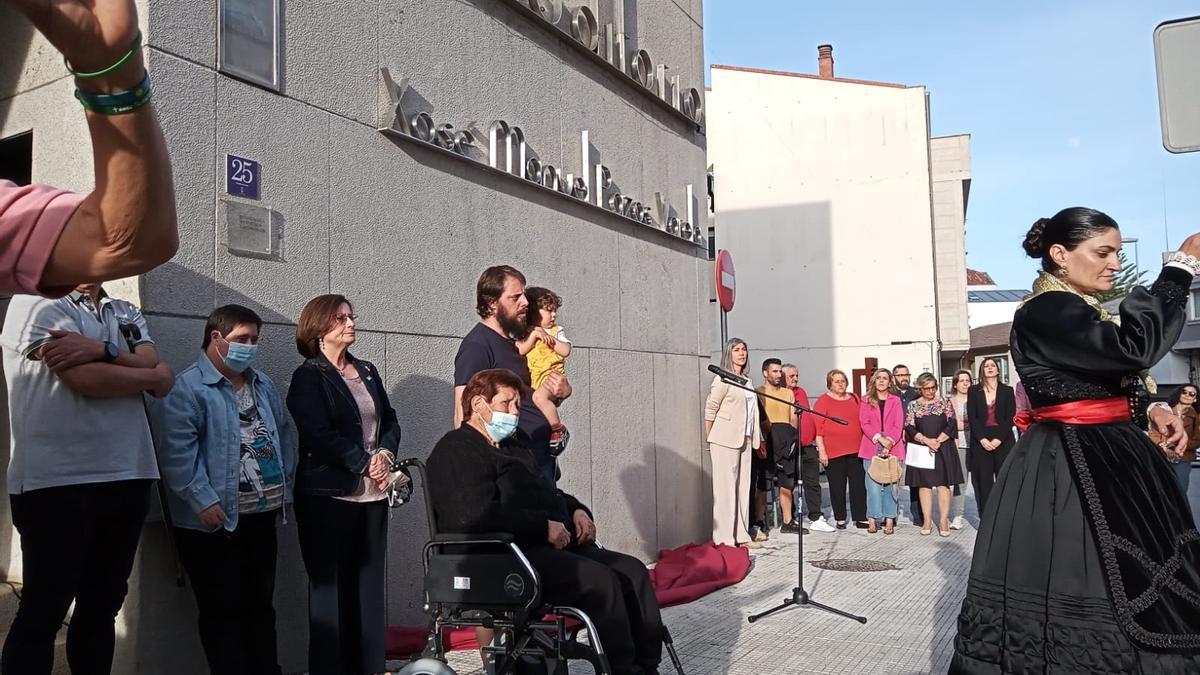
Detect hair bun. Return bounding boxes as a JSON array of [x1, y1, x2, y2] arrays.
[[1023, 218, 1050, 258]]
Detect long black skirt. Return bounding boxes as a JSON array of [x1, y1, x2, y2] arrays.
[[951, 421, 1200, 673]]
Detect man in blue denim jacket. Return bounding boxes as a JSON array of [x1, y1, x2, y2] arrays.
[[158, 304, 296, 675]]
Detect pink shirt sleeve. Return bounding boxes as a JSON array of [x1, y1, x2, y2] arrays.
[[0, 180, 85, 297]]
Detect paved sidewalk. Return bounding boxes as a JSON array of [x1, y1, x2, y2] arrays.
[[434, 519, 976, 675]]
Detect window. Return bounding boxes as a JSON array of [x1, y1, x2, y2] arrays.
[[0, 131, 33, 186], [1189, 289, 1200, 322], [218, 0, 281, 91], [707, 226, 716, 261], [995, 356, 1011, 384]]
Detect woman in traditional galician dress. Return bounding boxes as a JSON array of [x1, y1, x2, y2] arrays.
[[951, 207, 1200, 674]]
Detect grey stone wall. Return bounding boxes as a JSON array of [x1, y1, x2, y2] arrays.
[[1, 1, 711, 672]]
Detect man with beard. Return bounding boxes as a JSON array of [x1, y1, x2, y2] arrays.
[[892, 364, 923, 526], [453, 265, 568, 483], [755, 359, 806, 535]]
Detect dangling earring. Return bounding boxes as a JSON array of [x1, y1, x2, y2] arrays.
[[318, 337, 325, 350], [1056, 266, 1069, 279]]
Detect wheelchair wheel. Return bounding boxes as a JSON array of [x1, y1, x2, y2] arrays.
[[396, 657, 459, 675]]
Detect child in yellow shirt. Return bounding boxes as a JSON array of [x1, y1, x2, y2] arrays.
[[516, 287, 572, 454]]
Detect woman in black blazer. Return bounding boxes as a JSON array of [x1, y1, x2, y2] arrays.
[[287, 294, 401, 675], [965, 357, 1016, 515]]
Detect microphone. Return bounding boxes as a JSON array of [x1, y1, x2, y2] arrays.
[[708, 364, 749, 385]]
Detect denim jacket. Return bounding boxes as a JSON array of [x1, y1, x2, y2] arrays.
[[158, 352, 296, 532]]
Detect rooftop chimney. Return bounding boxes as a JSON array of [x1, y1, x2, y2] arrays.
[[817, 44, 834, 79]]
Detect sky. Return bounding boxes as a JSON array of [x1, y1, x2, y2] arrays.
[[702, 0, 1200, 289]]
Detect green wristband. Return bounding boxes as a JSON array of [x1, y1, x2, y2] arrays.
[[75, 71, 152, 115], [64, 31, 143, 79]]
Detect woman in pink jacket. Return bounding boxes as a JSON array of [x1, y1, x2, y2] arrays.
[[859, 369, 906, 534]]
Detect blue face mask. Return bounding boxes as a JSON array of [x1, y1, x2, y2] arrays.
[[222, 338, 258, 373], [478, 403, 519, 443]]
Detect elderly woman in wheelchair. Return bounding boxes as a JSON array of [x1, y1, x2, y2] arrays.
[[420, 368, 666, 675]]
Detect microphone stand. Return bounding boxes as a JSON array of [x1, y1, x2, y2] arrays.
[[712, 372, 868, 627]]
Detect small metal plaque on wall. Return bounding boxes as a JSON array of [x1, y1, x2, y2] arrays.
[[222, 199, 274, 258], [218, 0, 280, 91], [226, 154, 260, 199]]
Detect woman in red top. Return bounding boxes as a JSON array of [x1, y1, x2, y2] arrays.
[[814, 369, 867, 529]]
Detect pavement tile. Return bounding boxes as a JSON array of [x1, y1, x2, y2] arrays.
[[428, 520, 975, 674]]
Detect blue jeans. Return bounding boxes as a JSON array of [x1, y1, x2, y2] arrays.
[[864, 460, 898, 520], [1173, 461, 1193, 494]]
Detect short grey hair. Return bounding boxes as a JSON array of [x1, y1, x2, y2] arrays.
[[782, 363, 797, 372]]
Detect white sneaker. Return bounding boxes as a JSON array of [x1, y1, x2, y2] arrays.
[[950, 516, 966, 530], [808, 518, 837, 533]]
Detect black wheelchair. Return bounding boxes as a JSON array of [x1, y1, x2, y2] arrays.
[[392, 458, 685, 675]]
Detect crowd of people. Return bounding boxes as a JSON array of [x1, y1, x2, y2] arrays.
[[703, 345, 1025, 546], [0, 263, 667, 675], [5, 3, 1200, 672]]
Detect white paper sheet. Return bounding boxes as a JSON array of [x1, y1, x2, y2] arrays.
[[906, 442, 936, 470]]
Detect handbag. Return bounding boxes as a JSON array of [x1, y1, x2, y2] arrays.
[[868, 448, 903, 485]]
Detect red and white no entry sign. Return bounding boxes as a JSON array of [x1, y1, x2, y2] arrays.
[[715, 249, 736, 312]]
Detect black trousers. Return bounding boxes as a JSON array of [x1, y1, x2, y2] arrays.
[[970, 440, 1013, 515], [524, 543, 663, 675], [797, 444, 822, 521], [174, 510, 282, 675], [825, 454, 866, 523], [295, 496, 388, 675], [2, 479, 151, 675], [767, 424, 798, 490]]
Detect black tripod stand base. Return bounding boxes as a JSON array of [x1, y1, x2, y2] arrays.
[[747, 588, 867, 625]]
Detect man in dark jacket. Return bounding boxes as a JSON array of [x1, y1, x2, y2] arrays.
[[893, 364, 923, 525], [427, 368, 663, 675]]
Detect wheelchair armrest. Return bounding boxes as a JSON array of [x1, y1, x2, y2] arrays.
[[431, 532, 515, 544]]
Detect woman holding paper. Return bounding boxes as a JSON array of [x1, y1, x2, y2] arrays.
[[903, 372, 964, 537]]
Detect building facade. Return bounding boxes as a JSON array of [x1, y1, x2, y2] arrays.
[[706, 47, 970, 394], [931, 134, 972, 378], [0, 1, 712, 671]]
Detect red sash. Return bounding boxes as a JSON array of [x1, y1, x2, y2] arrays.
[[1015, 397, 1131, 432]]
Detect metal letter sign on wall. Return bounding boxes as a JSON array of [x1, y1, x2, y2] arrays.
[[378, 69, 705, 249], [500, 0, 704, 129]]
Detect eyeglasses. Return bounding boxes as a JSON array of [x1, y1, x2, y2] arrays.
[[1183, 391, 1198, 397], [334, 313, 358, 324], [919, 385, 938, 392]]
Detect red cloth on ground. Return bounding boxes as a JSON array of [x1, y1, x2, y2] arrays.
[[385, 541, 750, 658], [649, 541, 751, 608]]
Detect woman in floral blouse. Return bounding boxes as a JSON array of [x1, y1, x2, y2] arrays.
[[905, 372, 965, 536]]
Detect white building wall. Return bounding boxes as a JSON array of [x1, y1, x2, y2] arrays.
[[707, 66, 940, 394], [969, 301, 1022, 329], [930, 134, 971, 352]]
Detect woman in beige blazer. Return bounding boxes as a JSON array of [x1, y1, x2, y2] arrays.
[[704, 338, 763, 548]]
